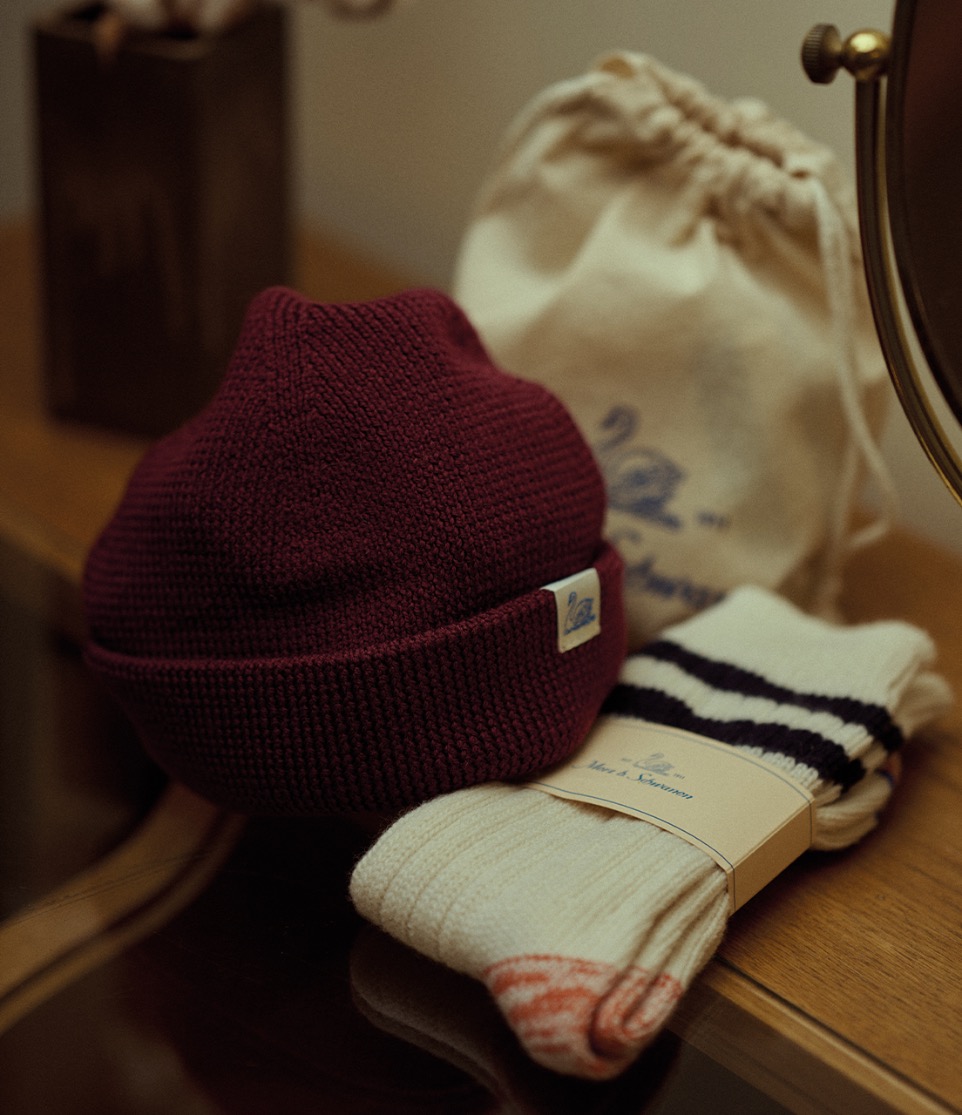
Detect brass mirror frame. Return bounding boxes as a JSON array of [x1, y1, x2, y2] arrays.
[[803, 5, 962, 508]]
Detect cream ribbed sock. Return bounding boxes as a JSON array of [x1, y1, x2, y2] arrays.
[[350, 587, 950, 1079]]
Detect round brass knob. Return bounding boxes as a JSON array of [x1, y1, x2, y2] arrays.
[[802, 23, 890, 84]]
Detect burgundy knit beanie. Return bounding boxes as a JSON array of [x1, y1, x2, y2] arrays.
[[83, 287, 625, 815]]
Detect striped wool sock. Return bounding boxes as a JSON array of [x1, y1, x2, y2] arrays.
[[349, 586, 950, 1079]]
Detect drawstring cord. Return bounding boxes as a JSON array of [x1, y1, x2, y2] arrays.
[[807, 175, 899, 605]]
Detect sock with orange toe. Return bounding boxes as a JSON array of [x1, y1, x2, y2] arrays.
[[349, 586, 950, 1079]]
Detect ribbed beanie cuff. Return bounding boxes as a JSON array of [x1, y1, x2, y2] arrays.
[[86, 543, 623, 813]]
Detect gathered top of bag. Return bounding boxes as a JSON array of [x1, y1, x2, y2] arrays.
[[491, 51, 862, 254]]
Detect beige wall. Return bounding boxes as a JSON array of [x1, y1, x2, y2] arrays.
[[290, 0, 886, 285], [7, 0, 962, 553]]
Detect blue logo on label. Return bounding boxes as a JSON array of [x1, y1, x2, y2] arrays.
[[564, 591, 597, 637]]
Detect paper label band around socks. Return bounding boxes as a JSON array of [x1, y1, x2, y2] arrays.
[[541, 567, 602, 653], [527, 716, 815, 912]]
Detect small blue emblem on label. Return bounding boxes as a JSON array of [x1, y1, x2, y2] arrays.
[[542, 568, 602, 653], [564, 590, 598, 637]]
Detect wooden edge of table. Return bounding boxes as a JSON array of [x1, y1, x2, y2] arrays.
[[0, 783, 245, 1037], [670, 959, 953, 1115]]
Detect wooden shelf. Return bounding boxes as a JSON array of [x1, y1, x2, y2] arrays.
[[2, 218, 961, 1113]]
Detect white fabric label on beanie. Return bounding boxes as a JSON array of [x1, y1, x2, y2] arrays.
[[541, 567, 602, 652], [528, 716, 814, 912], [453, 52, 898, 650]]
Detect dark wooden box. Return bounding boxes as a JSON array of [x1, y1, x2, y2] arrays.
[[33, 3, 291, 437]]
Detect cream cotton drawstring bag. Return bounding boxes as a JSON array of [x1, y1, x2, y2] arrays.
[[453, 52, 897, 648]]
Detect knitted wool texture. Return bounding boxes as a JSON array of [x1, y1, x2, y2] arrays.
[[349, 586, 951, 1079], [83, 287, 625, 815]]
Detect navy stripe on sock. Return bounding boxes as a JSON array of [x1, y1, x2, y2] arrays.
[[642, 640, 905, 754], [601, 684, 867, 791]]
